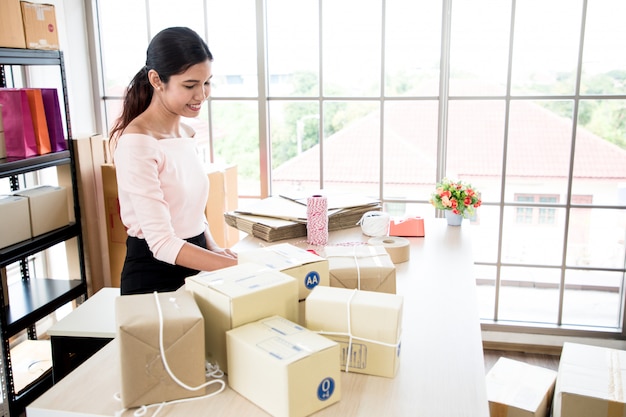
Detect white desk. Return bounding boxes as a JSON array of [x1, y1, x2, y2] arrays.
[[47, 287, 119, 382], [27, 219, 489, 417]]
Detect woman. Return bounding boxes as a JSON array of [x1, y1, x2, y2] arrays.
[[109, 27, 237, 295]]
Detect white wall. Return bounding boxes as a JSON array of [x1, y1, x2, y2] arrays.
[[46, 0, 99, 136]]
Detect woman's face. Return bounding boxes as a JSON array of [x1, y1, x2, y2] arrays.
[[159, 59, 212, 118]]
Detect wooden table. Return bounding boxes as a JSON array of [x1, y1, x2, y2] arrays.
[[26, 219, 489, 417]]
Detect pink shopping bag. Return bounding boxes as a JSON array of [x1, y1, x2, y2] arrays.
[[0, 89, 38, 158]]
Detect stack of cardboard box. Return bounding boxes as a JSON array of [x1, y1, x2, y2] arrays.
[[0, 1, 59, 50]]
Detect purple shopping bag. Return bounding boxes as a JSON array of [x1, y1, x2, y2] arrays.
[[40, 88, 67, 152], [0, 89, 38, 158]]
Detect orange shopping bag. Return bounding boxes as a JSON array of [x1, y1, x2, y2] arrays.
[[24, 88, 51, 155]]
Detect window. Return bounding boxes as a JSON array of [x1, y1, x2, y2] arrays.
[[92, 0, 626, 338], [514, 194, 559, 225]]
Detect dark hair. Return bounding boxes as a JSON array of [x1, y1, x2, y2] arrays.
[[109, 27, 213, 146]]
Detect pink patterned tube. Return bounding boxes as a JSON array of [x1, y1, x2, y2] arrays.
[[307, 194, 328, 246]]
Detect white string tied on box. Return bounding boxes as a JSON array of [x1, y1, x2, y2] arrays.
[[356, 211, 390, 237], [325, 246, 386, 291], [315, 289, 401, 374], [113, 293, 226, 417], [307, 194, 329, 246]]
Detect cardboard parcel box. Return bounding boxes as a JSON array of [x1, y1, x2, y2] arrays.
[[15, 185, 69, 236], [115, 289, 206, 409], [487, 357, 557, 417], [0, 0, 26, 48], [306, 285, 403, 378], [185, 262, 298, 372], [237, 242, 329, 301], [20, 1, 60, 50], [0, 195, 31, 248], [227, 315, 341, 417], [553, 342, 626, 417], [325, 245, 396, 294]]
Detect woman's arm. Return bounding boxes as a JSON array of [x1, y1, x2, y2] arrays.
[[175, 241, 237, 271]]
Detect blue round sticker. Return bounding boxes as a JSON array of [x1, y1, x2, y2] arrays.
[[305, 271, 321, 290], [317, 377, 335, 401]]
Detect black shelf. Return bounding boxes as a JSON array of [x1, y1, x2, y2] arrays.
[[5, 278, 85, 338], [0, 223, 80, 268], [1, 46, 88, 416], [0, 150, 70, 178], [0, 48, 62, 66]]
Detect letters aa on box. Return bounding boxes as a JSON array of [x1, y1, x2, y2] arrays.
[[185, 263, 299, 373], [325, 245, 396, 294], [226, 315, 341, 417], [237, 242, 329, 301], [306, 285, 403, 378], [115, 289, 206, 409]]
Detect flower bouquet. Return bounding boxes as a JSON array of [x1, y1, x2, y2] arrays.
[[430, 178, 482, 217]]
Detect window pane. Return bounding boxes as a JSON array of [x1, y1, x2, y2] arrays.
[[581, 0, 626, 96], [148, 0, 205, 37], [385, 0, 442, 97], [449, 0, 511, 96], [98, 0, 148, 97], [562, 269, 623, 329], [211, 101, 259, 196], [322, 101, 380, 195], [322, 0, 382, 97], [505, 100, 573, 203], [473, 205, 502, 264], [267, 0, 319, 97], [447, 100, 505, 202], [501, 206, 565, 266], [207, 0, 258, 97], [383, 100, 438, 200], [567, 208, 626, 269], [498, 266, 561, 324], [270, 101, 320, 195], [572, 99, 626, 203], [510, 0, 582, 96], [475, 264, 497, 320]]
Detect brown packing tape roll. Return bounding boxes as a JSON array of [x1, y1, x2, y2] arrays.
[[367, 237, 410, 264]]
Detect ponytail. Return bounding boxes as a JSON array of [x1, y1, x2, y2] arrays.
[[109, 66, 153, 151]]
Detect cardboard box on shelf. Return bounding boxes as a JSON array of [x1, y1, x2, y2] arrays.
[[226, 315, 341, 417], [0, 195, 31, 249], [237, 242, 329, 301], [553, 342, 626, 417], [115, 289, 206, 408], [0, 0, 26, 48], [205, 164, 239, 248], [185, 262, 298, 373], [20, 1, 59, 50], [486, 357, 557, 417], [305, 285, 403, 378], [14, 185, 69, 236], [325, 245, 396, 294]]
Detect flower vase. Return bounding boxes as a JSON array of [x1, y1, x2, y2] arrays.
[[445, 211, 463, 226]]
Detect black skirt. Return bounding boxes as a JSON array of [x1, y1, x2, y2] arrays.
[[120, 232, 207, 295]]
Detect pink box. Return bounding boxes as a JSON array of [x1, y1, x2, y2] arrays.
[[389, 217, 424, 237]]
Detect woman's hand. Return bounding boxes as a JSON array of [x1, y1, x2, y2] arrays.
[[212, 247, 238, 259]]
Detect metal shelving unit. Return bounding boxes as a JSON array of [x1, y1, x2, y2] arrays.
[[0, 47, 88, 416]]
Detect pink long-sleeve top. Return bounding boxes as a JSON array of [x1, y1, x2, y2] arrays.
[[113, 133, 209, 265]]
